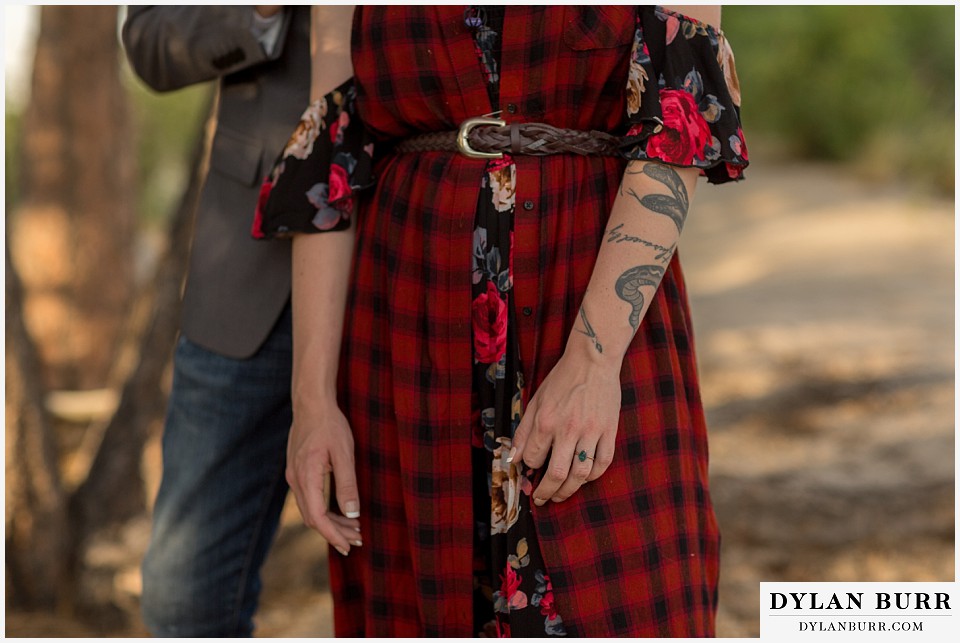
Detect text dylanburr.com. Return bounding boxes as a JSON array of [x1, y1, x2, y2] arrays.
[[760, 582, 956, 641]]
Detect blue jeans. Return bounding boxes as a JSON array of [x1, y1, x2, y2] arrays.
[[141, 307, 292, 637]]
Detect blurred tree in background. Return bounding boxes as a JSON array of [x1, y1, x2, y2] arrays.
[[11, 5, 136, 392], [6, 5, 211, 627], [723, 5, 954, 194]]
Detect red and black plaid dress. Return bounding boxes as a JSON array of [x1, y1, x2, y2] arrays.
[[257, 5, 747, 637]]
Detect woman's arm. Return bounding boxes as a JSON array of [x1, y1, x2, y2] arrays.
[[511, 161, 699, 505], [284, 5, 361, 556], [512, 3, 724, 507], [309, 5, 353, 100], [288, 228, 360, 556]]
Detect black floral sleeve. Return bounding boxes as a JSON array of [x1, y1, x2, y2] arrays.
[[252, 78, 375, 239], [621, 6, 748, 184]]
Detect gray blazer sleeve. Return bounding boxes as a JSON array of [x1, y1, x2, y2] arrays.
[[122, 5, 292, 92]]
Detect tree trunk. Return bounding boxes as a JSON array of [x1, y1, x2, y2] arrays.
[[5, 242, 70, 609], [69, 111, 209, 539], [5, 5, 215, 616], [5, 102, 212, 616], [11, 5, 136, 391]]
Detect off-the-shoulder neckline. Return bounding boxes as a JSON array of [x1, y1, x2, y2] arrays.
[[655, 6, 725, 38]]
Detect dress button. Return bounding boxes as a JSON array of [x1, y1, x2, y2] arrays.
[[523, 200, 535, 211], [507, 103, 518, 114], [522, 306, 533, 316]]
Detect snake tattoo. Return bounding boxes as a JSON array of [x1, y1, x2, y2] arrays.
[[615, 264, 665, 331]]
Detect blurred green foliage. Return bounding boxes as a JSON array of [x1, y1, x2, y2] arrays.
[[125, 70, 212, 226], [723, 5, 955, 194], [4, 66, 211, 226]]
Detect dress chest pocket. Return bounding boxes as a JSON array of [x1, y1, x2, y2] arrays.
[[562, 6, 635, 51]]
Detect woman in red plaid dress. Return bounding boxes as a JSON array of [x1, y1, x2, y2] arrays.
[[258, 5, 747, 637]]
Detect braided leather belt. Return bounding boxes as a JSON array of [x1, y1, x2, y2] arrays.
[[394, 116, 622, 159]]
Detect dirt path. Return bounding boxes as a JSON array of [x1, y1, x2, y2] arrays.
[[685, 162, 954, 636]]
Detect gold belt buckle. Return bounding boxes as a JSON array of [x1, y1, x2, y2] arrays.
[[457, 116, 506, 159]]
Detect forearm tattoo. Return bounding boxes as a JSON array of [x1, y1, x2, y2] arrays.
[[574, 304, 603, 354], [622, 163, 690, 233], [605, 223, 675, 264], [615, 264, 665, 331]]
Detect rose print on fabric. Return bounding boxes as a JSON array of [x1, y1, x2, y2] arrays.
[[464, 8, 580, 636], [726, 128, 749, 180], [494, 563, 528, 613], [729, 129, 748, 160], [511, 377, 524, 434], [681, 70, 725, 124], [644, 89, 712, 165], [329, 109, 350, 146], [491, 438, 522, 534], [283, 99, 325, 160], [473, 226, 511, 291], [472, 281, 508, 363], [659, 6, 711, 45], [253, 79, 374, 239], [305, 183, 345, 231], [716, 33, 741, 107], [480, 406, 498, 451], [328, 164, 351, 205], [485, 360, 506, 387], [531, 570, 567, 635], [487, 157, 516, 213], [508, 538, 531, 570], [251, 176, 274, 239], [619, 7, 748, 184], [625, 35, 651, 117]]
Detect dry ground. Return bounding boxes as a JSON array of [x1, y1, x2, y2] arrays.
[[683, 162, 954, 636], [6, 159, 954, 637]]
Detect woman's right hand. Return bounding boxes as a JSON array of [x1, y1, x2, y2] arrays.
[[288, 218, 358, 554], [286, 399, 362, 556]]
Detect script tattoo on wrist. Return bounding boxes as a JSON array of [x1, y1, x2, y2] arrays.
[[615, 264, 665, 331], [605, 223, 676, 264], [622, 163, 690, 233], [574, 305, 603, 354]]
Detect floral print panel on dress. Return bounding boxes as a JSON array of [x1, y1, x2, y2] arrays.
[[470, 150, 565, 636], [252, 79, 375, 239], [621, 6, 748, 183], [466, 5, 567, 637]]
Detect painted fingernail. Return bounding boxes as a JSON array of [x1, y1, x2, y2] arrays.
[[534, 497, 546, 507], [335, 546, 349, 556], [507, 447, 517, 463], [354, 527, 362, 533], [344, 501, 360, 518], [351, 540, 363, 547]]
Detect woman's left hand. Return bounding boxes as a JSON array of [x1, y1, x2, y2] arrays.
[[510, 348, 622, 505]]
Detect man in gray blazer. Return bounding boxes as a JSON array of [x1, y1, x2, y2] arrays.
[[122, 5, 310, 636]]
